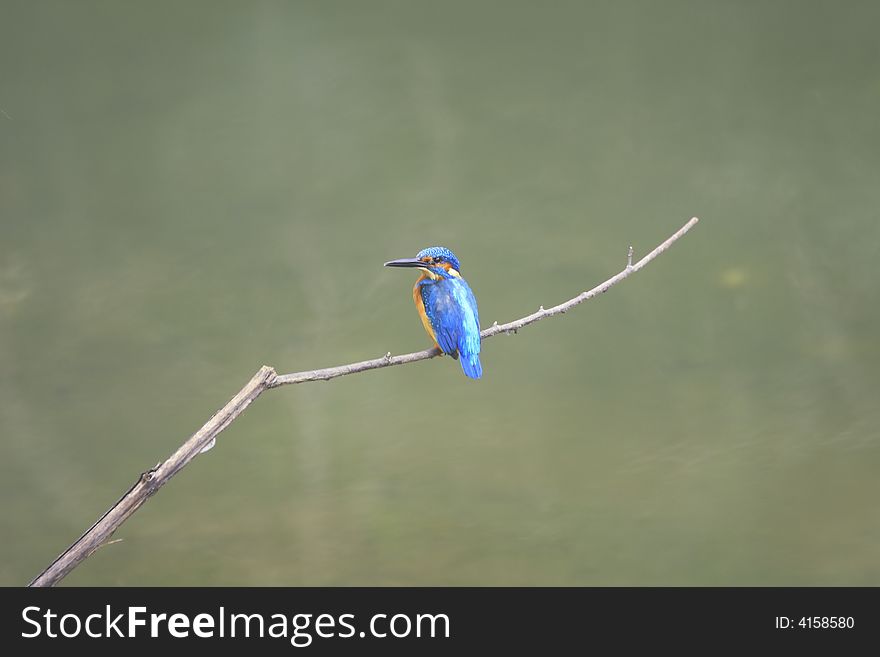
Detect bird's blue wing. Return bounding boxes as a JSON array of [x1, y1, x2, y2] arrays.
[[452, 280, 480, 355], [453, 280, 482, 378], [418, 281, 458, 355], [420, 278, 482, 378]]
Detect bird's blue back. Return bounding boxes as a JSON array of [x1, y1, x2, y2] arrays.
[[418, 276, 482, 379]]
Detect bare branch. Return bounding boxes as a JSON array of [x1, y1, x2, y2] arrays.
[[28, 366, 277, 587], [28, 216, 699, 586], [272, 216, 700, 386]]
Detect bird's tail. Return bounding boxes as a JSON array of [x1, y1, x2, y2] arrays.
[[459, 352, 482, 379]]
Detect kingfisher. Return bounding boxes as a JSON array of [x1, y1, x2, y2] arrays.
[[384, 246, 482, 379]]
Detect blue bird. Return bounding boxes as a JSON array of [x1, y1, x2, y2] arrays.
[[385, 246, 482, 379]]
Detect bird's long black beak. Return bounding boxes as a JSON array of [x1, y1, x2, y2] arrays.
[[384, 257, 427, 269]]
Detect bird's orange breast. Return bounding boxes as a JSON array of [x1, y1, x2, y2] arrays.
[[412, 275, 438, 346]]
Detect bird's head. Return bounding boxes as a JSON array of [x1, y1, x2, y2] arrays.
[[384, 246, 462, 280]]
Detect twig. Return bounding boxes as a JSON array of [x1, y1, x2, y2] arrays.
[[28, 216, 699, 587], [271, 216, 699, 386]]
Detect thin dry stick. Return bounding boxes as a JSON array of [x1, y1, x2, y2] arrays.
[[271, 216, 699, 386], [29, 216, 699, 587]]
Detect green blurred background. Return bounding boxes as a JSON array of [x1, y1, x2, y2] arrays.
[[2, 1, 878, 586]]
